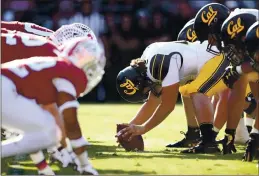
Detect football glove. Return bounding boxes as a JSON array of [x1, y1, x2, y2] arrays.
[[222, 66, 240, 89]]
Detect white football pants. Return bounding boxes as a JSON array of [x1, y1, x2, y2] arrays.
[[1, 75, 61, 158]]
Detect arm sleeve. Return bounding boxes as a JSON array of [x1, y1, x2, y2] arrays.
[[52, 78, 77, 97], [162, 58, 180, 87]]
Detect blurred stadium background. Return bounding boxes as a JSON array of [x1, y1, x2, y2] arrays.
[[2, 0, 259, 102]]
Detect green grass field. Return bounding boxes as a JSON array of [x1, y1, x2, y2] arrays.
[[1, 103, 258, 175]]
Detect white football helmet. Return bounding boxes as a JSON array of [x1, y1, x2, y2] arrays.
[[49, 23, 97, 46], [69, 23, 97, 42], [60, 37, 105, 96]]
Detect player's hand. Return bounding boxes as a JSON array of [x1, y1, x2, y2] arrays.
[[116, 124, 146, 141], [222, 66, 240, 89], [218, 133, 237, 155], [77, 164, 98, 175], [48, 147, 73, 168]]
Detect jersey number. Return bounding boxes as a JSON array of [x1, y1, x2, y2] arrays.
[[8, 59, 57, 78], [6, 33, 47, 47]]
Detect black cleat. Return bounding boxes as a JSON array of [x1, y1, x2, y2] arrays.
[[166, 131, 201, 148], [181, 141, 220, 154], [218, 133, 237, 155], [243, 133, 259, 162]]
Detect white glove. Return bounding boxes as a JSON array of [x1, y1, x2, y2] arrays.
[[48, 147, 73, 168], [77, 164, 99, 175]]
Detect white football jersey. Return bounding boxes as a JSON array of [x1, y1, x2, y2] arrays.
[[141, 41, 218, 87]]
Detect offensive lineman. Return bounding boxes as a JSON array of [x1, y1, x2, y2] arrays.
[[115, 37, 223, 153], [179, 3, 259, 154]]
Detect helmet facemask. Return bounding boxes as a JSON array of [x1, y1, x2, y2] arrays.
[[250, 49, 259, 73], [61, 37, 105, 96], [223, 38, 248, 66], [206, 22, 223, 55], [117, 64, 161, 103]]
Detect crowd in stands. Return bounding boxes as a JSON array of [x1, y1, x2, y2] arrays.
[[2, 0, 258, 101]]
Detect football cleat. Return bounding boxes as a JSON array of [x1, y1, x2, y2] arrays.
[[218, 133, 237, 155], [243, 133, 259, 162], [166, 131, 201, 148], [181, 141, 220, 154]]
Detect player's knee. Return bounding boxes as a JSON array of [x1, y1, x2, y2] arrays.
[[244, 95, 257, 115]]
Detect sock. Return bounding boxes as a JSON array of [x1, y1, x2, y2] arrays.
[[36, 160, 48, 171], [188, 126, 200, 133], [225, 128, 236, 136], [66, 138, 73, 153], [251, 128, 259, 134], [213, 126, 220, 133], [245, 118, 255, 127], [199, 123, 214, 142], [246, 126, 252, 133], [77, 151, 90, 167], [30, 151, 46, 170]]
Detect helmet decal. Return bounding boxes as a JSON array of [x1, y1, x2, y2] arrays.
[[256, 27, 259, 38], [227, 17, 245, 39], [201, 6, 218, 26], [120, 79, 139, 95], [186, 28, 197, 42]]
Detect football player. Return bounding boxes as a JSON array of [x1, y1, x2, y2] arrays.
[[190, 3, 258, 154], [166, 19, 233, 149], [217, 10, 258, 153], [115, 33, 225, 153], [1, 21, 54, 37], [1, 37, 103, 175], [224, 22, 259, 161], [2, 23, 103, 174], [166, 19, 201, 148]]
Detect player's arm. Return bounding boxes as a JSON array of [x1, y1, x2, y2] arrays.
[[53, 78, 91, 168], [143, 83, 180, 133], [129, 91, 161, 125], [120, 58, 181, 139], [120, 83, 179, 140]]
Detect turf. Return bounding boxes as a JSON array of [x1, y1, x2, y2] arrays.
[[1, 103, 259, 175]]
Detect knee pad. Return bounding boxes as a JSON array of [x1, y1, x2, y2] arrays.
[[244, 93, 257, 115]]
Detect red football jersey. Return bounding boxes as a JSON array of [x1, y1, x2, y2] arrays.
[[2, 57, 87, 105], [2, 32, 60, 63], [1, 21, 54, 37]]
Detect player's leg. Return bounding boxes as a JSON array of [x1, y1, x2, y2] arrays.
[[1, 76, 62, 158], [180, 54, 230, 153], [235, 85, 256, 144], [213, 89, 231, 135], [220, 75, 248, 154], [243, 82, 259, 161], [166, 95, 200, 148]]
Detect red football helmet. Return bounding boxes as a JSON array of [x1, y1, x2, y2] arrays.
[[60, 37, 104, 96]]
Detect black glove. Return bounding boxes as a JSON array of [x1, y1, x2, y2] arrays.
[[218, 133, 237, 155], [222, 66, 241, 89], [243, 133, 259, 162]]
